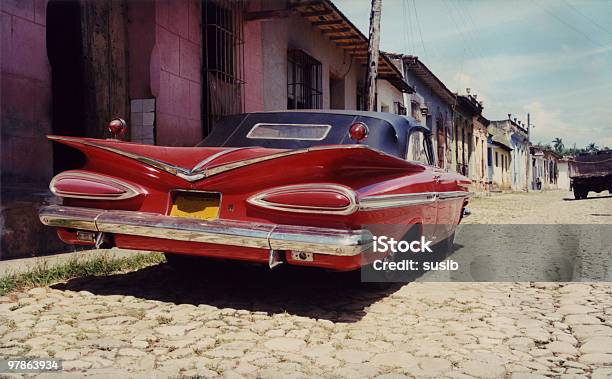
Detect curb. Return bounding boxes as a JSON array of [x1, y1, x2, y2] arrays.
[[0, 248, 153, 277]]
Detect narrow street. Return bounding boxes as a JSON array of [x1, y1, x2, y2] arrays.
[[464, 190, 612, 225], [1, 191, 611, 378]]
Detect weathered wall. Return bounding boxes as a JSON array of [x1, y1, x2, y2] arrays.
[[0, 0, 203, 259], [472, 120, 489, 191], [259, 12, 360, 111], [454, 111, 472, 176], [511, 141, 529, 191], [127, 1, 156, 100], [376, 79, 403, 113], [557, 161, 570, 190], [150, 0, 202, 146], [403, 69, 454, 169], [243, 2, 264, 113], [489, 145, 512, 190], [1, 0, 52, 186], [0, 0, 66, 259]]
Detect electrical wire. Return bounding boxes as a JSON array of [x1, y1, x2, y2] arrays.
[[561, 0, 612, 35], [412, 0, 429, 62], [532, 0, 607, 48]]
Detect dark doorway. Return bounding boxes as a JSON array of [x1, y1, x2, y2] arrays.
[[329, 74, 345, 109], [47, 0, 86, 174]]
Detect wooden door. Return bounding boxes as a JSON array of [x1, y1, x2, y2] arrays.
[[80, 0, 129, 139]]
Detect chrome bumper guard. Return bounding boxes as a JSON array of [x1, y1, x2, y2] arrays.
[[39, 205, 373, 257]]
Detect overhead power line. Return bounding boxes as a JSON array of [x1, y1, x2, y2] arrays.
[[561, 0, 612, 35], [532, 0, 607, 49], [412, 0, 429, 62]]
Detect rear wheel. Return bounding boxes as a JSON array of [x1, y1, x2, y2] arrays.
[[573, 186, 585, 200], [438, 232, 456, 256]]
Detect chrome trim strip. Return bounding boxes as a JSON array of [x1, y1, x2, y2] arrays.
[[246, 123, 332, 141], [359, 192, 437, 210], [269, 226, 372, 256], [39, 205, 371, 256], [96, 211, 273, 250], [359, 191, 471, 209], [203, 144, 391, 179], [190, 147, 254, 172], [39, 206, 102, 231], [48, 136, 191, 178], [247, 184, 359, 215], [49, 171, 143, 200], [437, 191, 474, 200]]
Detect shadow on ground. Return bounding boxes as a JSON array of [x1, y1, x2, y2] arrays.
[[563, 194, 612, 201], [51, 261, 406, 322]]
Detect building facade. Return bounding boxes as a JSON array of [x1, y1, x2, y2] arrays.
[[530, 146, 560, 190], [490, 116, 529, 192], [397, 55, 456, 169], [454, 95, 485, 184], [487, 121, 513, 190], [472, 114, 490, 192], [245, 1, 411, 114], [557, 158, 571, 190]]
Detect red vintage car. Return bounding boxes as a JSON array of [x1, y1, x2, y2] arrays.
[[39, 110, 471, 272]]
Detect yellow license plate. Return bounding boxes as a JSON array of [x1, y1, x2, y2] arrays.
[[170, 193, 220, 220]]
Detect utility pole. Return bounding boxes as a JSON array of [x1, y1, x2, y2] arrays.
[[365, 0, 382, 112], [526, 113, 531, 191]]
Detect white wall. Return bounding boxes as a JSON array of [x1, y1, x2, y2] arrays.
[[511, 145, 529, 191], [376, 79, 403, 114], [261, 14, 362, 111], [490, 146, 512, 190], [558, 161, 571, 190]]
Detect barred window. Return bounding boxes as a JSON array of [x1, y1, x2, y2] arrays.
[[203, 0, 245, 134], [287, 49, 322, 109], [394, 101, 407, 115]]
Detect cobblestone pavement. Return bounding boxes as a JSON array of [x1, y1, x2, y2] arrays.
[[464, 190, 612, 225], [1, 191, 611, 378]]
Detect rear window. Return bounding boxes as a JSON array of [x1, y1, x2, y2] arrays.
[[246, 123, 331, 141]]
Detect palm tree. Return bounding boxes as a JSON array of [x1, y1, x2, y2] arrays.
[[586, 143, 598, 153], [552, 138, 564, 153]]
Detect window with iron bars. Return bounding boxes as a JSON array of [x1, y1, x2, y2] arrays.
[[202, 0, 245, 135], [287, 49, 322, 109], [394, 101, 407, 115]]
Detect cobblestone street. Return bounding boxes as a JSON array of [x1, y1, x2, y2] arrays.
[[1, 191, 611, 378]]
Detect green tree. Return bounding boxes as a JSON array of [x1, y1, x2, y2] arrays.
[[586, 143, 599, 153], [552, 138, 564, 153]]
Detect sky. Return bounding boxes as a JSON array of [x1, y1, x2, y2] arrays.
[[334, 0, 612, 149]]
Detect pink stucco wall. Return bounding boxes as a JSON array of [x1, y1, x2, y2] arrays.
[[1, 0, 53, 185], [243, 2, 264, 113], [150, 0, 202, 146]]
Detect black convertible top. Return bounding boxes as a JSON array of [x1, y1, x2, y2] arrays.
[[198, 110, 428, 159]]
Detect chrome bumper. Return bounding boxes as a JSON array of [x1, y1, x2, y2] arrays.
[[39, 205, 372, 257]]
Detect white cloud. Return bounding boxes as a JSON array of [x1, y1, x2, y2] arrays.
[[523, 101, 608, 148]]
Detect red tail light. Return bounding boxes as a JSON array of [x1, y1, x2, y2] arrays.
[[247, 184, 358, 215], [50, 170, 143, 200], [348, 122, 369, 142]]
